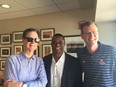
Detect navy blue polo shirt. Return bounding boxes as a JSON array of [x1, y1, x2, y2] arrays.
[[77, 42, 116, 87]]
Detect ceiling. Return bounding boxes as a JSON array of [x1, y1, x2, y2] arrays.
[[0, 0, 96, 20]]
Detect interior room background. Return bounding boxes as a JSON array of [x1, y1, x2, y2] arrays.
[[0, 0, 116, 81]]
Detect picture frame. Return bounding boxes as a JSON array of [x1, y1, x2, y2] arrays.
[[40, 28, 55, 41], [0, 47, 11, 57], [0, 34, 11, 44], [0, 60, 6, 71], [13, 31, 23, 42], [34, 46, 39, 57], [42, 44, 52, 58], [64, 35, 84, 57], [14, 45, 39, 56], [14, 45, 23, 54]]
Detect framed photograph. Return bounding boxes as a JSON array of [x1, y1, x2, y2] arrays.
[[0, 47, 11, 57], [40, 28, 55, 41], [13, 31, 23, 42], [14, 45, 23, 54], [0, 34, 11, 44], [64, 35, 84, 57], [42, 44, 52, 57], [0, 60, 6, 71], [34, 46, 39, 57]]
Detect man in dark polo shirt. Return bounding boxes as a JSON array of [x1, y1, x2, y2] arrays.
[[77, 21, 116, 87]]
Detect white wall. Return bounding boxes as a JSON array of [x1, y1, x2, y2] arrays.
[[96, 21, 116, 47], [95, 0, 116, 47], [0, 9, 95, 35]]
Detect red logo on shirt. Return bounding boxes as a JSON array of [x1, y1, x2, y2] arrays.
[[99, 59, 105, 65]]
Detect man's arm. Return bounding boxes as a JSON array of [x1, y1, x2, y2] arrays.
[[3, 80, 23, 87], [24, 59, 48, 87]]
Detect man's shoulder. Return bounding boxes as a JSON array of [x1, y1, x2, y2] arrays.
[[65, 53, 80, 62], [65, 53, 76, 58], [43, 54, 52, 60], [100, 43, 116, 50], [8, 54, 20, 60]]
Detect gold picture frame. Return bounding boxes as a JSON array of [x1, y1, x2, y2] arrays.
[[14, 45, 23, 54], [42, 44, 52, 57]]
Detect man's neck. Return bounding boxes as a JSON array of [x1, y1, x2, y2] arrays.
[[87, 44, 98, 54], [53, 52, 63, 62]]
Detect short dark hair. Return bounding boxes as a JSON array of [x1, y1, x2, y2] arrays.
[[22, 28, 40, 38], [80, 21, 97, 34], [51, 33, 65, 43]]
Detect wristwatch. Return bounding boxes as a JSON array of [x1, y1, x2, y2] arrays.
[[22, 83, 27, 87]]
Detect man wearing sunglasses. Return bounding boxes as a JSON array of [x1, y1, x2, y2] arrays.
[[3, 28, 47, 87]]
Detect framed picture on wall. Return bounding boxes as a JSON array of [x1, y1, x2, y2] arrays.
[[0, 34, 11, 44], [34, 46, 39, 57], [64, 35, 84, 57], [0, 47, 11, 57], [13, 31, 23, 42], [42, 44, 52, 58], [0, 60, 6, 71], [40, 28, 55, 41], [14, 45, 23, 54]]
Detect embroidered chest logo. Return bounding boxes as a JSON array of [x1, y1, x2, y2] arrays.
[[99, 59, 105, 65]]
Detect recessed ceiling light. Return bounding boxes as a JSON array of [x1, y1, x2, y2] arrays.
[[1, 4, 11, 8]]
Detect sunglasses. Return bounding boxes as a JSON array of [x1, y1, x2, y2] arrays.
[[24, 37, 40, 43]]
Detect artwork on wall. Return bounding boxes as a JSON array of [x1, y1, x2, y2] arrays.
[[13, 31, 23, 42], [34, 46, 39, 57], [0, 47, 11, 57], [14, 45, 23, 54], [0, 34, 11, 44], [0, 29, 85, 59], [0, 60, 6, 71], [40, 28, 55, 41], [64, 35, 84, 57], [42, 44, 52, 58]]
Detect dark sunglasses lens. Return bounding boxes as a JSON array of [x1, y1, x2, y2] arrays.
[[25, 37, 40, 43], [27, 37, 33, 42]]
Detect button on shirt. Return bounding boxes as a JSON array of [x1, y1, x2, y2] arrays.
[[51, 52, 65, 87], [4, 52, 47, 87]]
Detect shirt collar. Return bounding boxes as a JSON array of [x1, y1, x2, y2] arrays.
[[52, 52, 65, 64], [84, 41, 101, 55], [58, 52, 65, 63], [20, 52, 35, 60]]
